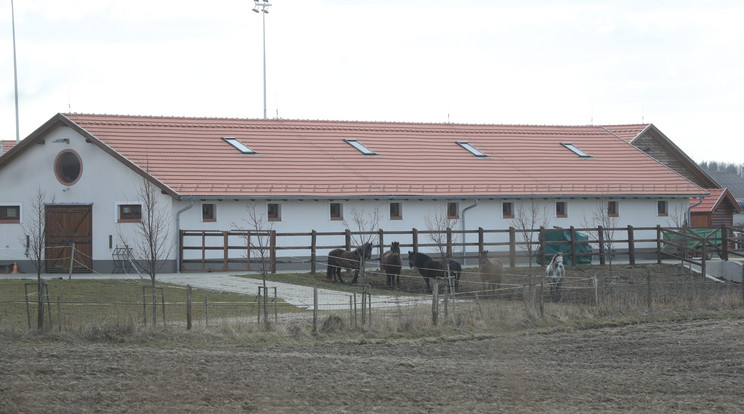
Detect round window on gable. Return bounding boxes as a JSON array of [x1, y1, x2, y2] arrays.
[[54, 150, 83, 185]]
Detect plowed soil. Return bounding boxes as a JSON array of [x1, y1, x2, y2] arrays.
[[2, 317, 744, 413]]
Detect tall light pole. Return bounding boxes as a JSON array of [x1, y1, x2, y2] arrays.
[[253, 0, 271, 119], [11, 0, 20, 142]]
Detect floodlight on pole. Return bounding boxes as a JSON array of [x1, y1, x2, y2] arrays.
[[253, 0, 271, 119]]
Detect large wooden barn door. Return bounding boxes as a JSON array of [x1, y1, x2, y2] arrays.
[[45, 205, 93, 273]]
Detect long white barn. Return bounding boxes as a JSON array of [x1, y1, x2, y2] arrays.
[[0, 113, 708, 273]]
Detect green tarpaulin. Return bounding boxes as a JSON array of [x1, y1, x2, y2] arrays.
[[537, 229, 593, 265]]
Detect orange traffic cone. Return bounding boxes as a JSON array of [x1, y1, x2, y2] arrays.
[[11, 262, 19, 273]]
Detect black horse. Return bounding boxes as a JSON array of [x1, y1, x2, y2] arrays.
[[407, 251, 462, 293], [327, 242, 373, 284], [381, 242, 402, 288]]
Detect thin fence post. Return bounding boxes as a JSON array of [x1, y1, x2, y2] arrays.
[[378, 229, 385, 269], [432, 280, 439, 326], [353, 293, 358, 330], [57, 296, 62, 332], [475, 292, 483, 319], [593, 276, 599, 307], [646, 269, 652, 311], [186, 285, 192, 330], [205, 296, 209, 327], [312, 287, 318, 335], [349, 295, 353, 328], [273, 287, 278, 326], [443, 285, 449, 320], [412, 228, 419, 252]]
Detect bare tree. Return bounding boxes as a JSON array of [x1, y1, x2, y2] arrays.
[[120, 177, 172, 325], [341, 206, 381, 285], [424, 207, 459, 294], [234, 203, 273, 325], [22, 187, 52, 330], [511, 199, 550, 288], [583, 199, 619, 280]]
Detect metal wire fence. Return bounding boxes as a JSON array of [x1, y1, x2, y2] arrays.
[[2, 263, 742, 333]]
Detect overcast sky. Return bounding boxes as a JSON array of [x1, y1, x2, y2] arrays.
[[1, 0, 742, 163]]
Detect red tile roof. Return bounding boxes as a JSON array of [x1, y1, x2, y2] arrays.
[[59, 114, 704, 199], [690, 188, 742, 213]]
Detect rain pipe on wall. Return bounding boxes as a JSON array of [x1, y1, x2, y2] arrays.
[[461, 198, 479, 266], [175, 199, 194, 273]]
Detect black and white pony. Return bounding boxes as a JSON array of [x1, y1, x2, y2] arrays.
[[546, 252, 565, 301]]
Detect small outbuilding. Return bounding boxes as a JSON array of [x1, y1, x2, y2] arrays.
[[689, 188, 742, 227]]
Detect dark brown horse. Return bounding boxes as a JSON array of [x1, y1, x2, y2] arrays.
[[327, 242, 373, 284], [407, 251, 462, 293], [479, 250, 503, 296], [381, 241, 402, 288]]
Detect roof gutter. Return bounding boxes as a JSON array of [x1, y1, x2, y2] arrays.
[[687, 196, 704, 227], [461, 198, 479, 266], [175, 199, 195, 273]]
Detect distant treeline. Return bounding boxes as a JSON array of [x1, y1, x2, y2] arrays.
[[698, 161, 744, 176]]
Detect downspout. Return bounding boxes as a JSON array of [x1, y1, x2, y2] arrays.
[[461, 198, 479, 266], [175, 199, 195, 273], [687, 196, 704, 227]]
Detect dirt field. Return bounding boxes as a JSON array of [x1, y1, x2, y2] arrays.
[[2, 317, 744, 413]]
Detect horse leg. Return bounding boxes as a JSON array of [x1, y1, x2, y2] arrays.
[[336, 268, 345, 284], [424, 277, 431, 293], [351, 269, 359, 284]]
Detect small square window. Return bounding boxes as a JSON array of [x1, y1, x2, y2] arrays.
[[202, 203, 215, 222], [608, 201, 618, 217], [390, 202, 402, 220], [268, 203, 281, 221], [658, 200, 668, 216], [119, 204, 142, 222], [330, 203, 343, 220], [556, 201, 567, 218], [0, 205, 20, 223], [447, 202, 459, 219], [502, 202, 514, 219]]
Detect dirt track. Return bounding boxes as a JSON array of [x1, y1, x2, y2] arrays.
[[2, 317, 744, 413]]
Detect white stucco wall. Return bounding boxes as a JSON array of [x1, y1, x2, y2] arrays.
[[0, 125, 177, 269]]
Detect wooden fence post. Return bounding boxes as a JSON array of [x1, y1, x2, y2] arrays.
[[378, 228, 385, 269], [627, 225, 635, 265], [478, 226, 484, 259], [539, 226, 545, 265], [656, 225, 662, 264], [598, 225, 606, 265], [270, 230, 277, 274], [569, 226, 577, 266], [509, 226, 516, 268], [345, 229, 351, 250], [446, 227, 452, 258], [223, 231, 229, 271], [310, 230, 317, 275], [412, 228, 419, 252]]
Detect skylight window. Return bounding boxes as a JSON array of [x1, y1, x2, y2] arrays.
[[456, 141, 487, 157], [561, 142, 591, 158], [222, 137, 256, 154], [344, 139, 376, 156]]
